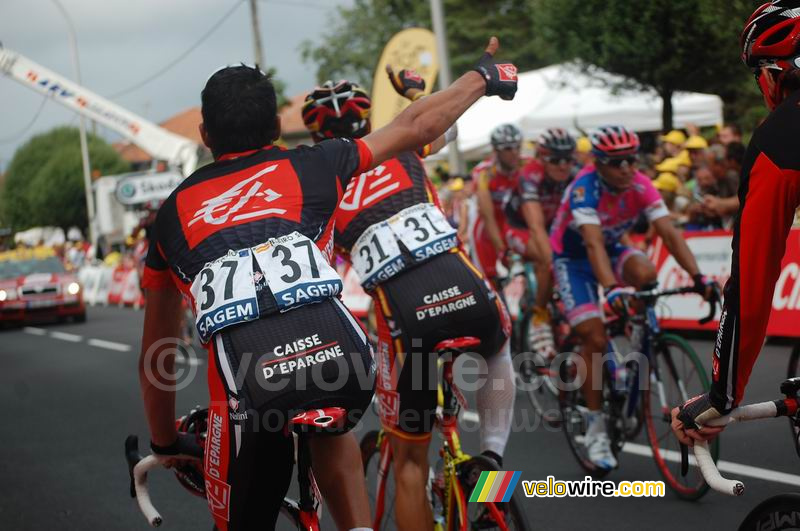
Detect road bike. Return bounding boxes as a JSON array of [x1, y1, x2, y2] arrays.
[[359, 336, 530, 531], [501, 253, 565, 427], [125, 405, 349, 529], [688, 377, 800, 530], [559, 284, 720, 499]]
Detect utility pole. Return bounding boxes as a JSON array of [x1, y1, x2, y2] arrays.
[[249, 0, 264, 69], [430, 0, 465, 176], [51, 0, 96, 248]]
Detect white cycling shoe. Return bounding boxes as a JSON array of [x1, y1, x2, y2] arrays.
[[584, 431, 618, 470]]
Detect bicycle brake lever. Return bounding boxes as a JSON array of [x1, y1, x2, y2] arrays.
[[680, 442, 689, 477]]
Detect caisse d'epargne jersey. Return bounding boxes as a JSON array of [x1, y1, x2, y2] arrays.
[[334, 151, 458, 289], [142, 139, 372, 338], [549, 169, 669, 259]]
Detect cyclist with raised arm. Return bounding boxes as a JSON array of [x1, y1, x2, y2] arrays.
[[137, 37, 517, 531], [301, 66, 515, 531], [673, 0, 800, 445], [472, 123, 531, 285], [506, 128, 578, 357], [549, 125, 715, 470]]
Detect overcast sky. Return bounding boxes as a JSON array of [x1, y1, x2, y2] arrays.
[[0, 0, 353, 171]]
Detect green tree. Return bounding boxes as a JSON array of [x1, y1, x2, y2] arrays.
[[301, 0, 544, 91], [0, 127, 130, 231], [532, 0, 762, 130]]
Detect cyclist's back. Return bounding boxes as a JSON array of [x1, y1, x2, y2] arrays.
[[143, 109, 375, 530]]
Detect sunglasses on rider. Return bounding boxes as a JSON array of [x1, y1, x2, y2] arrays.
[[495, 143, 521, 151], [598, 155, 639, 168], [544, 155, 573, 165]]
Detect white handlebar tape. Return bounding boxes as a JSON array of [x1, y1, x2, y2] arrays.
[[133, 455, 164, 527]]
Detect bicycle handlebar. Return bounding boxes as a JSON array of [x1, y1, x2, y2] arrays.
[[125, 435, 164, 527], [626, 283, 721, 325], [691, 399, 798, 496]]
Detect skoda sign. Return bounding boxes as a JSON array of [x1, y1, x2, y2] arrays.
[[114, 171, 183, 206]]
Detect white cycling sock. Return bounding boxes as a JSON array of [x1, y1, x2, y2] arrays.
[[476, 340, 515, 458], [348, 528, 373, 531]]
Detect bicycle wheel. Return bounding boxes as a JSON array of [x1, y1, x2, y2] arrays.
[[738, 493, 800, 531], [644, 333, 718, 500], [360, 430, 398, 530], [454, 455, 530, 531], [558, 352, 618, 478], [518, 309, 562, 427]]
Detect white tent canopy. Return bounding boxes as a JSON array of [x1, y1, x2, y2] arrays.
[[437, 63, 724, 161]]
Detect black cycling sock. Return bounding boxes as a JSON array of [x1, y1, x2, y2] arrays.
[[481, 450, 503, 468]]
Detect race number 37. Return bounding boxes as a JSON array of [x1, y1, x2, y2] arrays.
[[254, 231, 342, 311], [190, 248, 259, 343]]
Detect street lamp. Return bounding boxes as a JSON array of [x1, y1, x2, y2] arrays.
[[50, 0, 96, 249]]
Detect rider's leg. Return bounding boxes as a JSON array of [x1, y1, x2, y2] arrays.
[[619, 251, 657, 290], [573, 317, 608, 411], [310, 432, 372, 530], [390, 435, 434, 531], [475, 339, 515, 465]]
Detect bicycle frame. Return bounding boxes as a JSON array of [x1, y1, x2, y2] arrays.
[[370, 348, 508, 531]]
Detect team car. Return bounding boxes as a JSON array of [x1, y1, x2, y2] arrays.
[[0, 251, 86, 325]]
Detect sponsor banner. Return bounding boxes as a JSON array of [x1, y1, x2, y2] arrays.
[[115, 171, 183, 206], [649, 229, 800, 337]]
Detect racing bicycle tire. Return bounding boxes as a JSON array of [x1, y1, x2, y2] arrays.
[[454, 455, 531, 531], [738, 493, 800, 531], [644, 333, 718, 500]]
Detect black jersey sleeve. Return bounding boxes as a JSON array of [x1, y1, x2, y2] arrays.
[[316, 138, 374, 189]]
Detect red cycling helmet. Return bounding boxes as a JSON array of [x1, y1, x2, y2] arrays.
[[302, 80, 371, 142], [589, 125, 640, 160], [741, 0, 800, 109]]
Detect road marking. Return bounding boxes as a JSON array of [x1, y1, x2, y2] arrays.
[[50, 331, 83, 342], [23, 327, 47, 336], [460, 410, 481, 423], [87, 338, 132, 352], [175, 352, 203, 366], [622, 442, 800, 488]]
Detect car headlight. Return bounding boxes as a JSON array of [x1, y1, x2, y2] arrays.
[[67, 282, 81, 295], [0, 289, 6, 302]]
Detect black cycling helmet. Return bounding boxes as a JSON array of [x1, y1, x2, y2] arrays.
[[302, 80, 371, 142], [490, 123, 523, 149], [172, 407, 207, 498], [741, 0, 800, 109], [537, 128, 576, 157]]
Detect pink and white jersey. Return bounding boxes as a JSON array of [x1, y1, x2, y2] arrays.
[[549, 169, 669, 258]]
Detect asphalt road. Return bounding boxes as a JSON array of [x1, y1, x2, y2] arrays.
[[1, 305, 797, 530]]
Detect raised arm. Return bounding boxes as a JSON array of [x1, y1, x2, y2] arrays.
[[363, 37, 517, 166]]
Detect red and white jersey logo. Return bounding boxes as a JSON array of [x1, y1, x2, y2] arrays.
[[177, 160, 303, 249], [336, 159, 413, 229], [205, 477, 231, 521], [495, 64, 518, 82]]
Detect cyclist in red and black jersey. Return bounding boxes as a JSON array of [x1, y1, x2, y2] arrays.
[[138, 37, 518, 531], [673, 1, 800, 444], [302, 69, 515, 531], [505, 128, 577, 357]]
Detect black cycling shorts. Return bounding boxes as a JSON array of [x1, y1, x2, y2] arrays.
[[204, 297, 375, 530], [372, 250, 510, 438]]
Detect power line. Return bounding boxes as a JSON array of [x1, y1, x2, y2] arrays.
[[108, 0, 246, 99], [0, 97, 48, 145]]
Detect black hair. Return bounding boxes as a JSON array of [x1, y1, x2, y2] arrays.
[[201, 65, 278, 158], [726, 142, 746, 165]]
